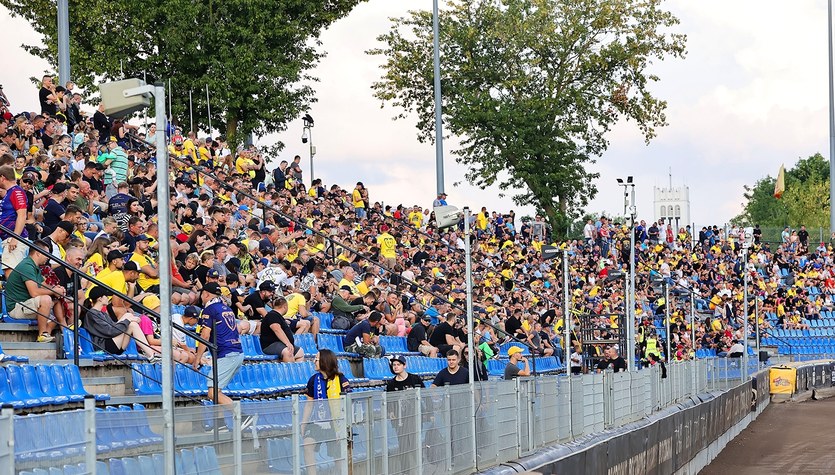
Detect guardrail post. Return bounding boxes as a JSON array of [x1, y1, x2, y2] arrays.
[[1, 404, 14, 475], [415, 388, 423, 475], [73, 273, 80, 367], [443, 385, 452, 472], [84, 395, 96, 475], [292, 395, 301, 475], [232, 401, 242, 475], [515, 378, 523, 458], [381, 393, 389, 475]]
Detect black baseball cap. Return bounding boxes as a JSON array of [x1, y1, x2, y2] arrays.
[[203, 282, 223, 295], [106, 250, 125, 262], [183, 306, 201, 320]]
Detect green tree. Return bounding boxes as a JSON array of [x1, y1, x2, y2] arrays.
[[1, 0, 365, 146], [733, 153, 830, 229], [368, 0, 686, 238]]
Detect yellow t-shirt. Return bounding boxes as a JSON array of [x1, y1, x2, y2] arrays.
[[408, 211, 423, 228], [130, 252, 160, 290], [476, 213, 488, 230], [284, 293, 307, 319], [86, 270, 127, 298], [356, 281, 370, 296], [339, 278, 359, 295], [352, 189, 365, 209], [377, 232, 397, 259], [235, 156, 255, 178], [84, 253, 104, 276]]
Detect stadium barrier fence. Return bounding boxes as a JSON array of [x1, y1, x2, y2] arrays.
[[3, 357, 781, 474]]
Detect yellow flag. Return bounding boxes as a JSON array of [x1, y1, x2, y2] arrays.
[[773, 164, 785, 199]]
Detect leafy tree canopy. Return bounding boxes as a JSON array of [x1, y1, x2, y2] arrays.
[[1, 0, 365, 146], [368, 0, 686, 237], [733, 153, 830, 232]]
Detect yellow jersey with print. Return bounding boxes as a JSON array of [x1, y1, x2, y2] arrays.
[[377, 232, 397, 259]]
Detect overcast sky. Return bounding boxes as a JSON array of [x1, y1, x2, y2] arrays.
[[1, 0, 831, 227]]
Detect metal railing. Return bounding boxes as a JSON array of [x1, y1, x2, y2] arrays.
[[0, 224, 220, 404], [1, 357, 766, 475]]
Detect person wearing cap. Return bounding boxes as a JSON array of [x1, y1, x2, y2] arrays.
[[88, 259, 145, 319], [129, 233, 160, 293], [83, 286, 160, 361], [432, 192, 448, 208], [243, 280, 277, 322], [329, 285, 368, 329], [385, 355, 423, 392], [407, 314, 438, 358], [338, 265, 361, 299], [504, 346, 531, 380], [44, 219, 74, 260], [193, 282, 245, 409], [0, 164, 29, 278], [172, 305, 204, 365]]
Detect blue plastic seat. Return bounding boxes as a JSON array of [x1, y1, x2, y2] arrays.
[[0, 366, 25, 409], [5, 365, 47, 407], [122, 458, 141, 474], [338, 359, 368, 383], [194, 446, 222, 475], [62, 364, 109, 401], [499, 342, 531, 357], [21, 364, 68, 405], [267, 438, 294, 472], [108, 458, 126, 475], [295, 334, 318, 357], [0, 340, 28, 362], [180, 448, 198, 475], [363, 358, 393, 380], [318, 333, 357, 357], [251, 336, 278, 360]]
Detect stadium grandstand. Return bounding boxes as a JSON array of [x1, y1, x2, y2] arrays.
[[0, 75, 830, 474]]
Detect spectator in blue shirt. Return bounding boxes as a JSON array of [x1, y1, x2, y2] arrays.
[[343, 311, 384, 358]]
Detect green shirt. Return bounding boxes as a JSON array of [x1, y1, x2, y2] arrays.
[[6, 257, 43, 311]]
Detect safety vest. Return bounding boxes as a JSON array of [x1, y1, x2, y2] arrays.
[[645, 337, 660, 358]]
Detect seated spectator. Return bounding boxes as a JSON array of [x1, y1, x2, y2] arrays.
[[5, 238, 63, 342], [83, 286, 159, 361], [504, 346, 530, 380], [261, 296, 304, 362], [329, 285, 368, 330], [172, 305, 206, 365], [428, 312, 465, 356], [343, 310, 384, 358], [407, 314, 438, 357], [284, 291, 320, 339]]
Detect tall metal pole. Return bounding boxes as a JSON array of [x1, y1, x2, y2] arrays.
[[690, 292, 696, 357], [755, 297, 760, 366], [562, 248, 572, 436], [664, 282, 671, 362], [463, 207, 476, 468], [628, 185, 637, 371], [154, 83, 176, 475], [168, 78, 173, 127], [206, 85, 212, 135], [308, 127, 315, 187], [57, 0, 70, 83], [829, 0, 835, 235], [189, 90, 195, 134], [742, 248, 749, 377], [432, 0, 445, 195]]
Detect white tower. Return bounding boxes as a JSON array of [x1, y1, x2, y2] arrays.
[[653, 170, 691, 230]]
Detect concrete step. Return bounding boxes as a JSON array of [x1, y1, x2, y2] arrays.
[[0, 340, 59, 360], [83, 375, 127, 397], [0, 322, 40, 342]]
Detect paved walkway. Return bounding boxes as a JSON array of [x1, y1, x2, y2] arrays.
[[701, 396, 835, 474]]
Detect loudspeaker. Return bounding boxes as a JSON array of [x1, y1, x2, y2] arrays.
[[434, 206, 462, 230], [99, 79, 150, 117]]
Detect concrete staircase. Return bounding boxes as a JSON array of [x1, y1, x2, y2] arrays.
[[1, 322, 133, 400]]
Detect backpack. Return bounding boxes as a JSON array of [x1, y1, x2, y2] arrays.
[[331, 310, 354, 330]]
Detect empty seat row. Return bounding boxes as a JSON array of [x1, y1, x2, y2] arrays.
[[0, 364, 107, 409], [378, 336, 419, 356], [402, 356, 446, 377], [499, 342, 531, 357]]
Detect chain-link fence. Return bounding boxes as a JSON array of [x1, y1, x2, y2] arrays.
[[2, 358, 770, 475]]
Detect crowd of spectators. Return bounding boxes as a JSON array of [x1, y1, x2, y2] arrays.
[[0, 74, 831, 381]]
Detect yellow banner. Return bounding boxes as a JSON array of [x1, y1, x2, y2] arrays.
[[769, 366, 796, 394]]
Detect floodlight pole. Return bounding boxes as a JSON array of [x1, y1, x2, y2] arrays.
[[664, 281, 671, 363], [57, 0, 70, 83], [742, 247, 749, 380], [463, 207, 476, 467], [829, 0, 835, 235], [627, 183, 637, 371], [123, 82, 174, 475], [432, 0, 445, 195]]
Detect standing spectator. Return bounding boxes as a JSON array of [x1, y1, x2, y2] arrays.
[[302, 349, 350, 475], [38, 75, 57, 115], [503, 346, 531, 380], [569, 343, 584, 375], [431, 349, 469, 386], [92, 103, 111, 144], [343, 310, 384, 357], [352, 182, 367, 219], [0, 165, 29, 278], [797, 225, 809, 250], [595, 346, 628, 373], [385, 355, 423, 391], [193, 283, 248, 418]]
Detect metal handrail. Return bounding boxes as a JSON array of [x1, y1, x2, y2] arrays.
[[0, 223, 219, 401]]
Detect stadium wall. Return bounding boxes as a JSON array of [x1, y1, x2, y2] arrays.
[[480, 365, 795, 475]]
